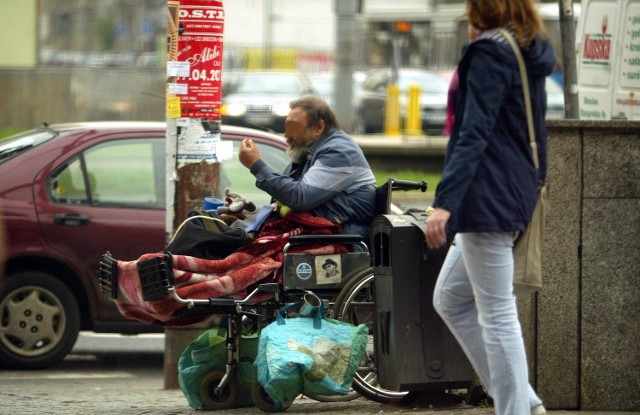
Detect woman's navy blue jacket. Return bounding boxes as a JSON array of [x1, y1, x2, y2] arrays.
[[433, 29, 555, 234]]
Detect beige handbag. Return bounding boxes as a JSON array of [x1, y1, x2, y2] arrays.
[[499, 29, 547, 296]]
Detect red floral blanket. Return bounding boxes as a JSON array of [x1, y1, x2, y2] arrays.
[[112, 212, 348, 327]]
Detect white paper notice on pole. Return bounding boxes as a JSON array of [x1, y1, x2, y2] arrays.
[[167, 61, 190, 77], [168, 83, 188, 95], [215, 140, 234, 162], [176, 118, 220, 166]]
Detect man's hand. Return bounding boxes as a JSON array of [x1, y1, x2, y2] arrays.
[[239, 138, 261, 169], [425, 207, 451, 249]]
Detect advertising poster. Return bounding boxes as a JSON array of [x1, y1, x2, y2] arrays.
[[167, 0, 226, 165], [167, 0, 224, 119]]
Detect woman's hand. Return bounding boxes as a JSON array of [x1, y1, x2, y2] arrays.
[[425, 208, 451, 249]]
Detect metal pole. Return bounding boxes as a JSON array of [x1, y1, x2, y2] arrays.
[[264, 0, 273, 69], [334, 0, 358, 132], [559, 0, 579, 119], [164, 0, 224, 389]]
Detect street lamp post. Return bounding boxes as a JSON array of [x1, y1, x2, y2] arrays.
[[334, 0, 360, 132]]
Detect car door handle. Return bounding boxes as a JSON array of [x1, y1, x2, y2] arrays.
[[54, 213, 91, 226]]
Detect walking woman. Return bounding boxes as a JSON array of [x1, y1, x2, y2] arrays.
[[425, 0, 554, 414]]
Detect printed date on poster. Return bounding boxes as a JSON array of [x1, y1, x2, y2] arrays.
[[178, 69, 222, 82]]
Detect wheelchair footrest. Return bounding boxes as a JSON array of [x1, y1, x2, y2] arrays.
[[98, 251, 119, 300], [137, 253, 175, 301]]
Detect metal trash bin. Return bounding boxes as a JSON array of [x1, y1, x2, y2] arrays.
[[371, 212, 472, 392]]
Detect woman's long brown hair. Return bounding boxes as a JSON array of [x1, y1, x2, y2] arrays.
[[465, 0, 548, 46]]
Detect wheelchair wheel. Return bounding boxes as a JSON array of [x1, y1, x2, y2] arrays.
[[199, 370, 240, 410], [304, 389, 360, 402], [332, 266, 409, 404], [250, 381, 293, 412]]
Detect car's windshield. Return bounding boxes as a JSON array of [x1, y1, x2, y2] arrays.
[[0, 129, 57, 163], [398, 75, 449, 94]]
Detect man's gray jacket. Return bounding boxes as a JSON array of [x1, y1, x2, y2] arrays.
[[249, 129, 376, 240]]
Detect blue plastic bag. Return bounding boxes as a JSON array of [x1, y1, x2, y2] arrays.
[[254, 301, 368, 410]]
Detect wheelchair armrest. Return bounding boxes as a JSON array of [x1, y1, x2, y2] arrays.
[[208, 298, 237, 307], [206, 283, 281, 308], [287, 234, 363, 245]]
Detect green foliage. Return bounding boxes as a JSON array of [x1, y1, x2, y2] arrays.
[[0, 128, 23, 140], [95, 13, 116, 50]]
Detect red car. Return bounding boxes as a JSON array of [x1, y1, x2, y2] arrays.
[[0, 122, 289, 369]]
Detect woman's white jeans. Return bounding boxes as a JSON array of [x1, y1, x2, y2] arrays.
[[433, 232, 542, 415]]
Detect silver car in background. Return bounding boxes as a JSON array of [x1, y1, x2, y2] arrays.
[[221, 71, 317, 133]]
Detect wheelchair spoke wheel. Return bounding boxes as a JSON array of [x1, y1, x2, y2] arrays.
[[250, 381, 292, 412], [303, 389, 361, 402], [332, 266, 409, 404], [199, 370, 240, 410]]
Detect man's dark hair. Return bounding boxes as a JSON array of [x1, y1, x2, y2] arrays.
[[290, 96, 340, 131]]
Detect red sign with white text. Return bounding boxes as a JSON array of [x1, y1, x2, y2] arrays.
[[175, 0, 224, 119]]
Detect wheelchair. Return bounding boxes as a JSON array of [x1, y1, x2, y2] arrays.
[[98, 178, 428, 412]]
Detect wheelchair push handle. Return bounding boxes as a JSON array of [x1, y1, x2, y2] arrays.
[[389, 178, 428, 193]]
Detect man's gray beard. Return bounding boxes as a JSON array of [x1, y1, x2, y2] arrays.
[[286, 145, 310, 164]]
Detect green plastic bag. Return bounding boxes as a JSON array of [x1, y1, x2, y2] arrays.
[[178, 326, 258, 410], [254, 305, 368, 410]]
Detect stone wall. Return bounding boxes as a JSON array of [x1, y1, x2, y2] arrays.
[[521, 120, 640, 411]]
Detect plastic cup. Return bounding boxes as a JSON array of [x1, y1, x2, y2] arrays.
[[204, 196, 224, 211]]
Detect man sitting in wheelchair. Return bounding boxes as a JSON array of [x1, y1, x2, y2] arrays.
[[99, 97, 378, 327]]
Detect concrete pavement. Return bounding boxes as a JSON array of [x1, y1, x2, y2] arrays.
[[0, 354, 632, 415], [2, 338, 637, 415], [2, 357, 634, 415]]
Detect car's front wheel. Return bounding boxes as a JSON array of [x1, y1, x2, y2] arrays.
[[0, 272, 80, 369]]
